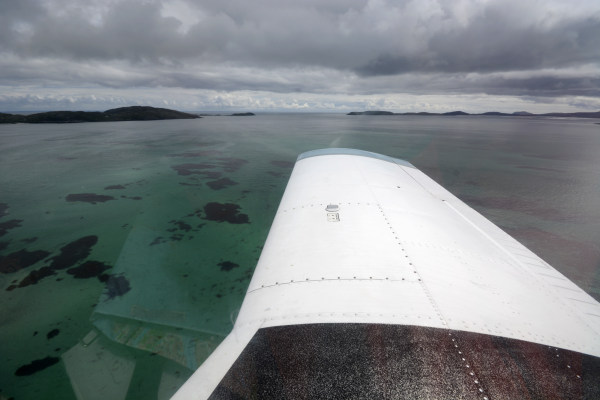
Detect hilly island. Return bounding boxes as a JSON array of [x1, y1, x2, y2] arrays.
[[0, 106, 200, 124], [347, 110, 600, 118]]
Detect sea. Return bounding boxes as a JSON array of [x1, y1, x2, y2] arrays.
[[1, 113, 599, 399]]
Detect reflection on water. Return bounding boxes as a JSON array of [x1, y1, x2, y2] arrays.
[[1, 114, 599, 399]]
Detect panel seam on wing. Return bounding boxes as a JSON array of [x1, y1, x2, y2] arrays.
[[443, 198, 600, 341], [247, 277, 420, 294]]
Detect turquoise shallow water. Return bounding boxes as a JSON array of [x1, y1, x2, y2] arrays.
[[1, 114, 599, 399]]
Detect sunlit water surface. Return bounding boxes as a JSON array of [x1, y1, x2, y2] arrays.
[[1, 114, 599, 399]]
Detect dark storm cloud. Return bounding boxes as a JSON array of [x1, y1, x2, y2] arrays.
[[358, 9, 600, 76], [7, 1, 185, 62], [478, 76, 600, 97], [0, 0, 599, 110], [4, 0, 595, 73]]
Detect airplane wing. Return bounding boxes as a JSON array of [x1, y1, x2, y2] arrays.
[[172, 148, 600, 399]]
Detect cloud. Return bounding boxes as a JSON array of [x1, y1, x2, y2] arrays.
[[1, 0, 599, 111]]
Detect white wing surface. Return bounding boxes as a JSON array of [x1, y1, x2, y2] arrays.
[[173, 148, 600, 399]]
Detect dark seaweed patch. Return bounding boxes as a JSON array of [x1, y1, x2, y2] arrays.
[[150, 237, 166, 246], [0, 241, 8, 251], [0, 202, 8, 217], [217, 157, 248, 172], [49, 236, 98, 270], [207, 177, 238, 190], [170, 233, 184, 241], [218, 261, 239, 272], [171, 152, 210, 158], [0, 219, 23, 237], [15, 356, 60, 376], [199, 171, 222, 179], [105, 184, 126, 190], [179, 182, 202, 187], [8, 267, 56, 290], [271, 160, 294, 168], [46, 329, 60, 339], [172, 163, 215, 176], [66, 193, 115, 204], [169, 149, 222, 157], [104, 275, 131, 299], [169, 220, 192, 232], [67, 260, 111, 279], [0, 249, 50, 273], [203, 202, 249, 224]]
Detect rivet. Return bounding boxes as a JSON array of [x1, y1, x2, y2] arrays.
[[337, 276, 340, 279], [577, 375, 581, 379], [474, 379, 479, 384], [478, 388, 484, 393], [469, 372, 474, 376]]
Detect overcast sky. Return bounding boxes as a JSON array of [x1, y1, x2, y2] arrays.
[[1, 0, 599, 112]]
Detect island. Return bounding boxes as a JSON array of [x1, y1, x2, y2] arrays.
[[0, 106, 200, 124], [347, 110, 600, 118], [347, 111, 394, 116], [197, 112, 256, 116]]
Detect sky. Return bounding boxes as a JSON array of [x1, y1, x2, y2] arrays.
[[1, 0, 599, 113]]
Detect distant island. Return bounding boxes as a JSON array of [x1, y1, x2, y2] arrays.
[[0, 106, 200, 124], [347, 110, 600, 118], [197, 112, 256, 116]]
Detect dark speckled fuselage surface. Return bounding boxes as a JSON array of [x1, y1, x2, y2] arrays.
[[211, 324, 600, 399]]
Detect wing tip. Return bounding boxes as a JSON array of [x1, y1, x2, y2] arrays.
[[297, 148, 415, 169]]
